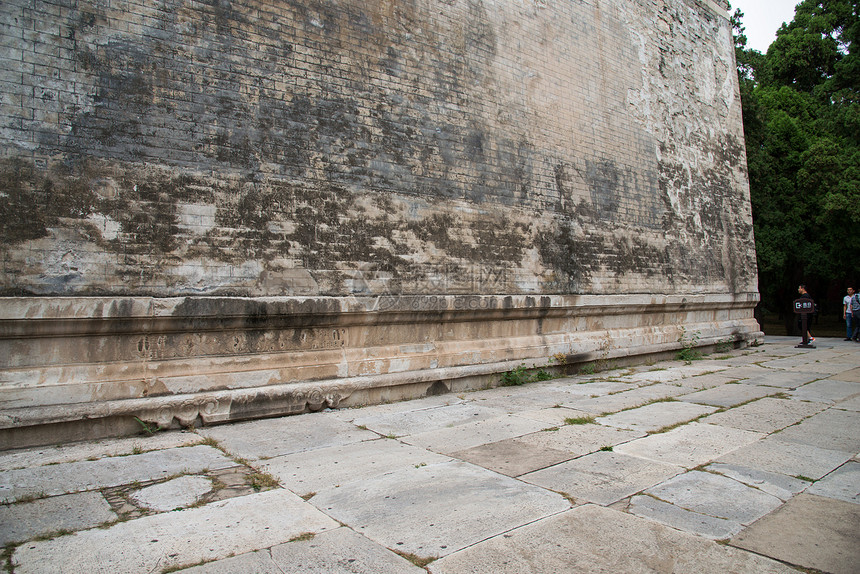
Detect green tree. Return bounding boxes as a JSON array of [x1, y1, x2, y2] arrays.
[[731, 0, 860, 328]]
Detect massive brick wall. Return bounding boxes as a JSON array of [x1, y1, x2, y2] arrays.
[[0, 0, 755, 299], [0, 0, 761, 447]]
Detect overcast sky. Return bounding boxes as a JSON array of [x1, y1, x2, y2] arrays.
[[730, 0, 801, 53]]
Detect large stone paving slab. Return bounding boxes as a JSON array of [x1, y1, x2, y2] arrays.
[[178, 527, 427, 573], [0, 431, 203, 471], [628, 495, 744, 539], [787, 379, 860, 404], [758, 355, 827, 371], [309, 460, 570, 559], [700, 397, 825, 433], [0, 492, 116, 546], [519, 451, 683, 505], [643, 471, 783, 525], [11, 489, 339, 574], [829, 366, 860, 383], [669, 372, 739, 391], [614, 422, 763, 468], [331, 395, 466, 422], [563, 384, 690, 416], [534, 380, 633, 398], [428, 504, 797, 574], [129, 475, 214, 512], [672, 362, 734, 377], [197, 412, 378, 460], [465, 388, 578, 412], [786, 362, 854, 375], [717, 437, 852, 480], [731, 494, 860, 574], [505, 423, 644, 454], [705, 463, 810, 501], [555, 379, 638, 393], [260, 438, 451, 495], [677, 383, 779, 407], [452, 439, 572, 477], [175, 548, 281, 573], [715, 352, 773, 366], [806, 462, 860, 504], [400, 415, 548, 454], [512, 406, 596, 425], [468, 382, 632, 411], [770, 407, 860, 453], [786, 363, 850, 376], [597, 401, 717, 432], [614, 368, 689, 384], [0, 445, 234, 502], [753, 337, 799, 351], [835, 394, 860, 411], [452, 424, 644, 477], [712, 365, 775, 380], [739, 370, 822, 388], [351, 403, 507, 437]]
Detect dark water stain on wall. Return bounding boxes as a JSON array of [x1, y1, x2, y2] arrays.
[[586, 159, 621, 221], [608, 236, 667, 277], [536, 219, 596, 292], [0, 159, 101, 245], [0, 159, 52, 244]]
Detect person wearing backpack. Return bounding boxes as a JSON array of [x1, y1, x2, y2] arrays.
[[851, 289, 860, 342], [844, 287, 857, 341]]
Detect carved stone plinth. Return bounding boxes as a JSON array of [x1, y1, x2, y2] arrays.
[[0, 293, 762, 449]]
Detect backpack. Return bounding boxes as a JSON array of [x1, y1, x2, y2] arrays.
[[852, 294, 860, 313]]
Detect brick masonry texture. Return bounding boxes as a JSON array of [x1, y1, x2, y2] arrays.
[[0, 0, 755, 299]]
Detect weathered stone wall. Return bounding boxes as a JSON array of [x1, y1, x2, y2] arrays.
[[0, 0, 761, 447], [1, 0, 754, 297]]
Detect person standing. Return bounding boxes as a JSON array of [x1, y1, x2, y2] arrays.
[[850, 289, 860, 342], [844, 287, 856, 341], [797, 285, 815, 343]]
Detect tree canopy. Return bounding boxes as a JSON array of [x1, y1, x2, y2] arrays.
[[731, 0, 859, 315]]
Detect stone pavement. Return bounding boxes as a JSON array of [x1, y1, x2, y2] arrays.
[[1, 336, 858, 573]]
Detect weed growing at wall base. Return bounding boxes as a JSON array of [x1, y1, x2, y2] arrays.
[[500, 364, 553, 386], [676, 328, 701, 364], [715, 337, 735, 353], [133, 417, 162, 435]]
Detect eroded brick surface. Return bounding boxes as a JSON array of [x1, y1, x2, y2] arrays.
[[0, 0, 753, 299]]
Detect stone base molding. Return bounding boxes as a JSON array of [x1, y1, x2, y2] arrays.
[[0, 294, 761, 449]]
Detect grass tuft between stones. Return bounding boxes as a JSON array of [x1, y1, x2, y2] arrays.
[[2, 543, 15, 574], [393, 550, 436, 567], [248, 471, 280, 491], [564, 416, 595, 425], [289, 532, 316, 543]]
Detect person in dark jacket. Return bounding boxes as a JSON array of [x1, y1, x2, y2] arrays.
[[797, 285, 814, 343]]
